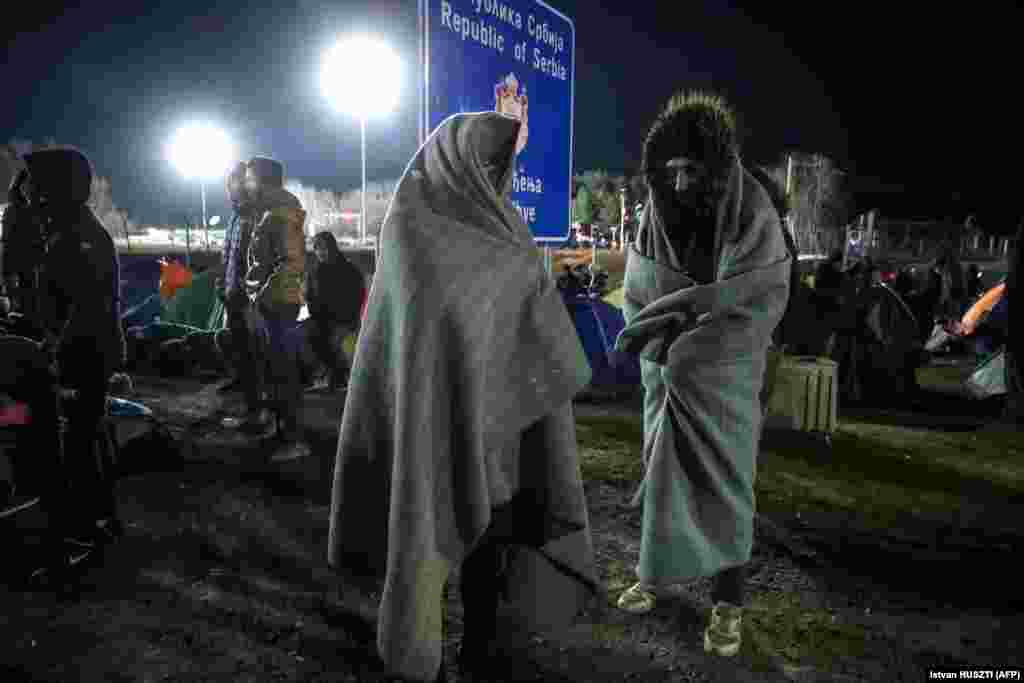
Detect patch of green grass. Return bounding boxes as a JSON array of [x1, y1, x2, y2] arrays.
[[589, 621, 630, 646], [575, 409, 1024, 536], [916, 364, 971, 390], [757, 421, 1024, 532], [576, 415, 645, 487], [745, 591, 871, 671]]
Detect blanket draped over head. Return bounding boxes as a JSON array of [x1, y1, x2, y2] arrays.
[[327, 111, 597, 681], [614, 160, 791, 585]]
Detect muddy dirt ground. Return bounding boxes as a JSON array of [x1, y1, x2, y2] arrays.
[[1, 371, 1022, 682]]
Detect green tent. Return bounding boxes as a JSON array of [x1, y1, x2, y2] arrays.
[[162, 270, 224, 330], [135, 270, 225, 341]]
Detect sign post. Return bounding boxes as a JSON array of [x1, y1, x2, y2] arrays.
[[420, 0, 575, 245]]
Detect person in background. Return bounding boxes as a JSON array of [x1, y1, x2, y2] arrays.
[[748, 165, 798, 416], [893, 266, 916, 301], [1004, 221, 1024, 422], [813, 249, 846, 352], [966, 263, 983, 300], [933, 243, 967, 320], [216, 162, 266, 429], [303, 231, 365, 392], [1, 168, 46, 336], [243, 156, 310, 462], [24, 146, 127, 548]]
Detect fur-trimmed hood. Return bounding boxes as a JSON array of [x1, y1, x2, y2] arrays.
[[642, 91, 738, 185]]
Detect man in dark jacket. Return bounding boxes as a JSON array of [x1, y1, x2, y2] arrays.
[[303, 231, 365, 391], [24, 146, 127, 547], [243, 156, 310, 462], [1, 168, 47, 335]]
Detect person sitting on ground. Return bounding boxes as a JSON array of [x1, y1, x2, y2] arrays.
[[302, 231, 365, 392], [328, 111, 597, 683], [613, 91, 790, 659]]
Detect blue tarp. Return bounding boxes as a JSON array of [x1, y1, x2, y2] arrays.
[[119, 254, 164, 323], [108, 397, 153, 419], [563, 294, 641, 390]]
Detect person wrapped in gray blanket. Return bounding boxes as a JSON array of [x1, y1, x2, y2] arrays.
[[613, 92, 791, 658], [327, 111, 597, 682]]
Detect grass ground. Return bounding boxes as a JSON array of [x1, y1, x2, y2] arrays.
[[574, 363, 1024, 679], [2, 362, 1022, 681]]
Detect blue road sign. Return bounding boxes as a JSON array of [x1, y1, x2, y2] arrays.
[[420, 0, 575, 242]]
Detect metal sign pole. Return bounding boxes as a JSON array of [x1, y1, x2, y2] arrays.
[[201, 179, 209, 251]]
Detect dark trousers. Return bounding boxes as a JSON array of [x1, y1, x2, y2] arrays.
[[308, 316, 351, 385], [226, 302, 260, 412], [712, 565, 746, 606], [251, 303, 303, 439], [459, 537, 503, 650], [61, 364, 118, 527]]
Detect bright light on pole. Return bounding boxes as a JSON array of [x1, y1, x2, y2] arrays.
[[167, 123, 235, 251], [320, 35, 401, 248]]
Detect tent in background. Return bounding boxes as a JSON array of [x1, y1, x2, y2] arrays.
[[562, 294, 640, 397]]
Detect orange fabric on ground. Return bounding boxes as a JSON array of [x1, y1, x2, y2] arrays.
[[159, 260, 193, 301], [961, 282, 1005, 336]]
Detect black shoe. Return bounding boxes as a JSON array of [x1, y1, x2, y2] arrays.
[[64, 517, 123, 549], [0, 492, 41, 520], [217, 377, 244, 394], [456, 639, 502, 681], [96, 516, 125, 540]]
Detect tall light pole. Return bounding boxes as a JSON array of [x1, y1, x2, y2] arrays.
[[321, 35, 401, 251], [201, 180, 208, 249], [167, 122, 235, 256], [361, 117, 367, 246]]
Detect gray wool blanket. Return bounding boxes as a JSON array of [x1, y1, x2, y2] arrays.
[[615, 162, 791, 586], [327, 112, 598, 681]]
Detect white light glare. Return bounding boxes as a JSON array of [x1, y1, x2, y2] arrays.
[[320, 35, 402, 119], [167, 123, 236, 181]]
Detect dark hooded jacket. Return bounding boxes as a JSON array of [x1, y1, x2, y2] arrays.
[[2, 170, 46, 313], [24, 147, 126, 376], [304, 234, 365, 325]]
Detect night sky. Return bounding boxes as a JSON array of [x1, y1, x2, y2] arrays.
[[1, 1, 1017, 228]]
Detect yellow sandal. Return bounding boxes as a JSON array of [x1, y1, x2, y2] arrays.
[[616, 582, 659, 614]]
